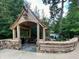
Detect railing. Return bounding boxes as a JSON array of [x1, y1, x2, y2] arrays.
[[38, 37, 78, 53]]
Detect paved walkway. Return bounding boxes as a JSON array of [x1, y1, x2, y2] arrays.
[[21, 43, 36, 52], [0, 43, 79, 59]]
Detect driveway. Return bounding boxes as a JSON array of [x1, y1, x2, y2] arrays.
[[0, 43, 79, 59]]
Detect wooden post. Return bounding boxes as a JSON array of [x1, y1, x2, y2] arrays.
[[37, 24, 40, 52], [29, 29, 31, 38], [17, 25, 20, 39], [13, 29, 16, 39], [43, 28, 45, 41], [37, 24, 40, 42]]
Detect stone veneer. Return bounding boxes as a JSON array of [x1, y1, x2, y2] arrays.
[[38, 37, 78, 53], [0, 38, 21, 50]]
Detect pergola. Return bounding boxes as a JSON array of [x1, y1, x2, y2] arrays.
[[10, 7, 47, 45]]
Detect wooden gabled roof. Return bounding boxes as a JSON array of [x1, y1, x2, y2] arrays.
[[10, 6, 47, 29], [10, 9, 24, 29]]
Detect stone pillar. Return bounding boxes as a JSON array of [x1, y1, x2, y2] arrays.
[[13, 29, 16, 40], [37, 24, 40, 42], [17, 25, 20, 39], [43, 28, 46, 41]]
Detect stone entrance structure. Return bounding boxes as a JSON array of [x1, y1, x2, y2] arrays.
[[10, 5, 47, 51]]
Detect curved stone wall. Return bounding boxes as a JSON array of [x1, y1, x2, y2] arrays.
[[0, 38, 21, 50], [38, 37, 78, 53]]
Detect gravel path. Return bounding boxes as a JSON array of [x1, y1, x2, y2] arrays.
[[0, 43, 79, 59]]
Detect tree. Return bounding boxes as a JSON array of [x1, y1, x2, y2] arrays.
[[42, 0, 66, 22], [0, 0, 23, 39], [59, 0, 79, 39], [42, 0, 67, 35]]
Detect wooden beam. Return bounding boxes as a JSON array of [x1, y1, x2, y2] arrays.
[[13, 29, 16, 39], [17, 25, 20, 39], [29, 29, 31, 38], [20, 26, 29, 30], [37, 24, 40, 42], [43, 28, 46, 41]]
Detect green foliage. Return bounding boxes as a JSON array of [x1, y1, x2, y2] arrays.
[[47, 0, 79, 40], [42, 17, 50, 36], [0, 0, 23, 39], [42, 0, 66, 38], [58, 0, 79, 39]]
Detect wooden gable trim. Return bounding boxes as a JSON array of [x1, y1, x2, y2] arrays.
[[10, 10, 24, 29], [28, 8, 47, 29], [10, 7, 47, 29]]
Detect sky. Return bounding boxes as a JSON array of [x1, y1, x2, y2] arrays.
[[25, 0, 69, 18], [63, 0, 69, 17]]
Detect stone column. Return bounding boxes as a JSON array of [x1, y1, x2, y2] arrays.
[[43, 28, 46, 41], [17, 25, 20, 39], [13, 29, 16, 40]]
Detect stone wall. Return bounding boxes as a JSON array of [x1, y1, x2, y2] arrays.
[[38, 37, 78, 53], [0, 38, 21, 50]]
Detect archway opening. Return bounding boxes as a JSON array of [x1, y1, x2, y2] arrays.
[[20, 21, 37, 44], [19, 21, 39, 52]]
